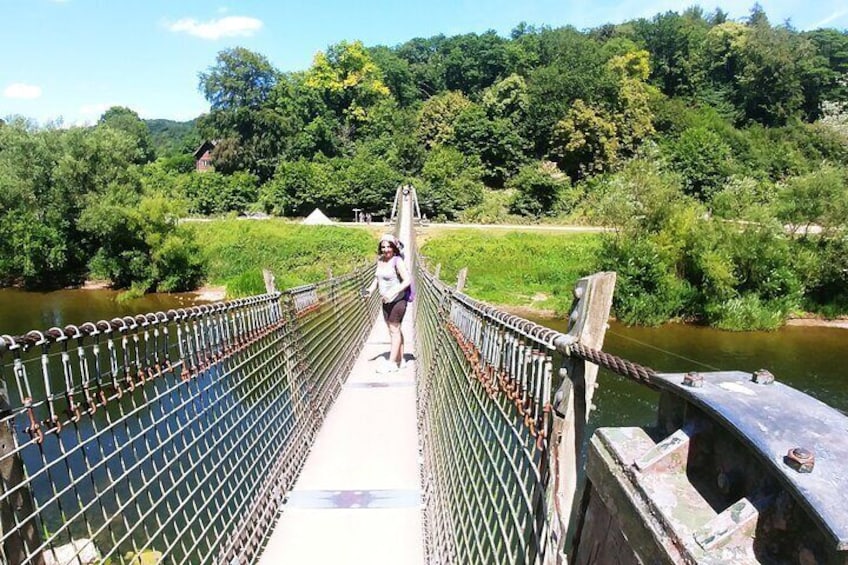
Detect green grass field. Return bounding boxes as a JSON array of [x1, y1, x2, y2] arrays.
[[189, 219, 379, 296], [418, 229, 601, 315], [189, 219, 601, 310]]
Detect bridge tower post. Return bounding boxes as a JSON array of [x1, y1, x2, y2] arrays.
[[547, 272, 616, 560]]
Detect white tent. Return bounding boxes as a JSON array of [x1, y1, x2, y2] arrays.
[[302, 208, 333, 225]]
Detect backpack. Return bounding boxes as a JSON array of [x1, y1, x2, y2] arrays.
[[392, 256, 415, 303]]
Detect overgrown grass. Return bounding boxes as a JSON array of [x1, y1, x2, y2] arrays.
[[419, 229, 602, 315], [189, 220, 378, 297]]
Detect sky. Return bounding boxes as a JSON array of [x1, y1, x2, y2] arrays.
[[2, 0, 847, 127]]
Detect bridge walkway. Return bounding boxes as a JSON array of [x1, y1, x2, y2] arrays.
[[259, 195, 423, 563]]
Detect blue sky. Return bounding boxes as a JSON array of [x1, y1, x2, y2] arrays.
[[3, 0, 846, 126]]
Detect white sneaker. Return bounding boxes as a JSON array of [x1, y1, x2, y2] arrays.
[[376, 360, 398, 374]]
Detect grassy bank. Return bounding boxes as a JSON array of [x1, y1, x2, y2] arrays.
[[189, 220, 378, 296], [419, 229, 601, 315]]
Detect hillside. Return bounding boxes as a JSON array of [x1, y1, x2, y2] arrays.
[[145, 118, 201, 157]]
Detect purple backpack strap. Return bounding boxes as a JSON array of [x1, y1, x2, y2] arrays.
[[392, 256, 415, 302]]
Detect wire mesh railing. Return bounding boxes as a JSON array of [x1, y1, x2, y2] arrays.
[[0, 264, 376, 565], [415, 262, 578, 565]]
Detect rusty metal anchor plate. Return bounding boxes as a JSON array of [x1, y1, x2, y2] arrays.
[[655, 371, 848, 552]]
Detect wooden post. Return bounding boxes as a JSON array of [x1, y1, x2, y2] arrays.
[[546, 272, 616, 561], [456, 268, 468, 292], [262, 269, 276, 294], [434, 264, 442, 280], [0, 385, 45, 565]]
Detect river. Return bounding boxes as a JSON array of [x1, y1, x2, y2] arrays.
[[2, 287, 844, 421], [0, 286, 844, 558], [528, 316, 848, 431]]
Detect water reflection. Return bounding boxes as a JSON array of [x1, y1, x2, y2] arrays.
[[528, 316, 848, 428], [0, 288, 210, 338]]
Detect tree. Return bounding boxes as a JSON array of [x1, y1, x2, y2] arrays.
[[305, 40, 391, 128], [482, 74, 529, 124], [199, 47, 278, 111], [268, 74, 342, 160], [395, 35, 448, 98], [81, 190, 205, 292], [99, 106, 155, 163], [524, 30, 618, 154], [632, 10, 709, 97], [665, 126, 733, 200], [802, 29, 848, 119], [261, 159, 332, 216], [777, 165, 848, 233], [417, 91, 473, 148], [417, 147, 484, 218], [701, 17, 818, 126], [440, 31, 510, 95], [451, 105, 528, 187], [178, 170, 258, 215], [606, 50, 656, 155], [508, 162, 574, 217], [369, 46, 420, 106], [198, 48, 284, 180], [550, 100, 619, 177]]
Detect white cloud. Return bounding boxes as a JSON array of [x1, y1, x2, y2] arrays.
[[166, 16, 263, 40], [4, 83, 43, 100], [810, 8, 848, 29]]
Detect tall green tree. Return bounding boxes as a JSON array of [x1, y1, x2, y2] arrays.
[[417, 91, 473, 148], [440, 31, 510, 94], [632, 9, 709, 97], [199, 47, 278, 111], [452, 105, 528, 186], [198, 48, 283, 180], [305, 40, 391, 129], [99, 106, 155, 163]]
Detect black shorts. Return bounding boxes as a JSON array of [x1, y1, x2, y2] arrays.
[[382, 298, 408, 324]]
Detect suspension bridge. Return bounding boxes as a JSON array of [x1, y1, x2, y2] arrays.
[[0, 187, 846, 564]]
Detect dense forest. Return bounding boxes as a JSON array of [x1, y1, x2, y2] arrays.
[[1, 5, 847, 328]]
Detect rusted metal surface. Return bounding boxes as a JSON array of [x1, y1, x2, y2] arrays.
[[653, 370, 848, 553]]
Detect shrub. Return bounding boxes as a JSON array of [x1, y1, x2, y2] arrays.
[[416, 147, 485, 219], [704, 294, 788, 331], [599, 236, 694, 325], [507, 162, 577, 217], [665, 126, 734, 200]]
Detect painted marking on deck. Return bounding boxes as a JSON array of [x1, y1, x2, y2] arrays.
[[286, 489, 421, 509]]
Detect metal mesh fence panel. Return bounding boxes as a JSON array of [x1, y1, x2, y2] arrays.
[[415, 264, 568, 565], [0, 264, 376, 565]]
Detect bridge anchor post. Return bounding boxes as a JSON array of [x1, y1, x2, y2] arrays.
[[546, 272, 616, 561]]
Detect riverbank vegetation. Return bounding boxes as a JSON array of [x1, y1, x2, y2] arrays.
[[2, 5, 847, 329]]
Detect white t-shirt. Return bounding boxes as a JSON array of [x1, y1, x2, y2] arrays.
[[376, 256, 406, 303]]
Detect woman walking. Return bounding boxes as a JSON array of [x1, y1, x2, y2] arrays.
[[365, 234, 411, 373]]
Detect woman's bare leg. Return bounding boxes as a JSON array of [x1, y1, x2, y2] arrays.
[[387, 322, 403, 366]]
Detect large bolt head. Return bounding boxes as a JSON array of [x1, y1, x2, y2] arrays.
[[752, 369, 775, 384], [785, 447, 815, 473], [683, 372, 703, 388]]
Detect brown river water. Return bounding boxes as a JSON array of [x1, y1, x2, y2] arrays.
[[529, 315, 848, 429], [0, 288, 845, 424]]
